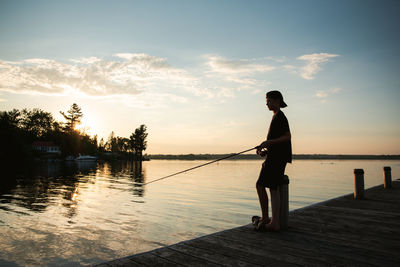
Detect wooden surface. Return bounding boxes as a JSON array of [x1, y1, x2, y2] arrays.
[[96, 180, 400, 266]]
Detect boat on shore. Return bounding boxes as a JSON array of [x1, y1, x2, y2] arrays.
[[75, 155, 97, 161]]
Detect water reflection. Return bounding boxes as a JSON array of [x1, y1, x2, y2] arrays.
[[1, 159, 398, 266], [0, 160, 145, 217]]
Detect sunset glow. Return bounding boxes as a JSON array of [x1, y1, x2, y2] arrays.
[[74, 116, 99, 137], [0, 0, 399, 154]]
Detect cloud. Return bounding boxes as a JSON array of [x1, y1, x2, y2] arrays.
[[110, 91, 189, 109], [264, 56, 287, 63], [330, 87, 342, 94], [216, 87, 236, 98], [206, 55, 275, 74], [0, 54, 198, 100], [0, 52, 340, 106], [297, 53, 339, 80], [315, 87, 342, 103], [202, 55, 274, 95], [2, 53, 265, 103]]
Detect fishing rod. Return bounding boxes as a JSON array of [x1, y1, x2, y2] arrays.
[[142, 146, 258, 185]]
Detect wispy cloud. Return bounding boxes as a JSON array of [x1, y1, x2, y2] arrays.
[[203, 55, 274, 94], [315, 87, 342, 103], [206, 55, 275, 74], [0, 52, 340, 106], [0, 54, 197, 100], [297, 53, 339, 80]]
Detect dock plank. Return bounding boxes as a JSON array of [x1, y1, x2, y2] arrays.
[[183, 236, 295, 266], [200, 234, 306, 266], [289, 212, 400, 240], [214, 230, 352, 266], [127, 251, 182, 267], [288, 217, 400, 254], [169, 242, 254, 267], [96, 180, 400, 266], [150, 247, 221, 267], [232, 226, 399, 266]]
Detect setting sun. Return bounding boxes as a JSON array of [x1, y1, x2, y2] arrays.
[[74, 115, 99, 137]]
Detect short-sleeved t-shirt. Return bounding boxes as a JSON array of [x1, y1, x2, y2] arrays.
[[266, 110, 292, 163]]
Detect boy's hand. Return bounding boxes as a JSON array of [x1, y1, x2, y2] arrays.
[[256, 140, 273, 157], [256, 145, 267, 157], [259, 140, 273, 150], [257, 149, 267, 157]]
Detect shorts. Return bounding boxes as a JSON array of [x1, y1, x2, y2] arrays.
[[256, 159, 287, 190]]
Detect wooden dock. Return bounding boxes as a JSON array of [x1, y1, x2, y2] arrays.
[[97, 179, 400, 266]]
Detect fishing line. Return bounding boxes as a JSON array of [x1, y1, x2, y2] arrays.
[[142, 146, 258, 185]]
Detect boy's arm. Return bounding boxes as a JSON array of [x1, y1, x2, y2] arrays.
[[258, 131, 291, 150]]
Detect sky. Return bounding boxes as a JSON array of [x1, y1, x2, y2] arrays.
[[0, 0, 399, 155]]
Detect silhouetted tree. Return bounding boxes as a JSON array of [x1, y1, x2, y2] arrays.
[[93, 134, 98, 149], [98, 138, 105, 152], [60, 103, 83, 132], [0, 109, 21, 127], [80, 134, 98, 156], [116, 137, 130, 153], [20, 108, 56, 138], [0, 110, 30, 166], [130, 124, 148, 160], [1, 105, 147, 162], [106, 131, 119, 153]]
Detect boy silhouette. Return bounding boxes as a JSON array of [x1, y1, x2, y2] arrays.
[[254, 90, 292, 231]]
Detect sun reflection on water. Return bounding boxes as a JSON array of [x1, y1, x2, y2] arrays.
[[0, 159, 399, 266]]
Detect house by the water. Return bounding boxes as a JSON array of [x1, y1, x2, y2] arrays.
[[32, 141, 61, 155]]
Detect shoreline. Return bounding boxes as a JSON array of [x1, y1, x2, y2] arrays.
[[148, 154, 400, 160]]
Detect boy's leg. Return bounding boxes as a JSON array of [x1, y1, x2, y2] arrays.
[[256, 183, 269, 221], [267, 188, 280, 230]]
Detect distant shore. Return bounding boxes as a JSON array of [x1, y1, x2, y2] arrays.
[[148, 154, 400, 160]]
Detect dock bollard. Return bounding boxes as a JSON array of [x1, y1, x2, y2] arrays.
[[383, 166, 392, 189], [279, 175, 289, 230], [354, 169, 365, 199]]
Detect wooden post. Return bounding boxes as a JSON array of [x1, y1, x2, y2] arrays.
[[279, 175, 289, 230], [383, 166, 392, 189], [354, 169, 364, 199]]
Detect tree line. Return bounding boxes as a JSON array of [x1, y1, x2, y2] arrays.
[[0, 103, 148, 165]]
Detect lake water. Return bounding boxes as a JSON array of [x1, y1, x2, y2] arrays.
[[0, 159, 399, 266]]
